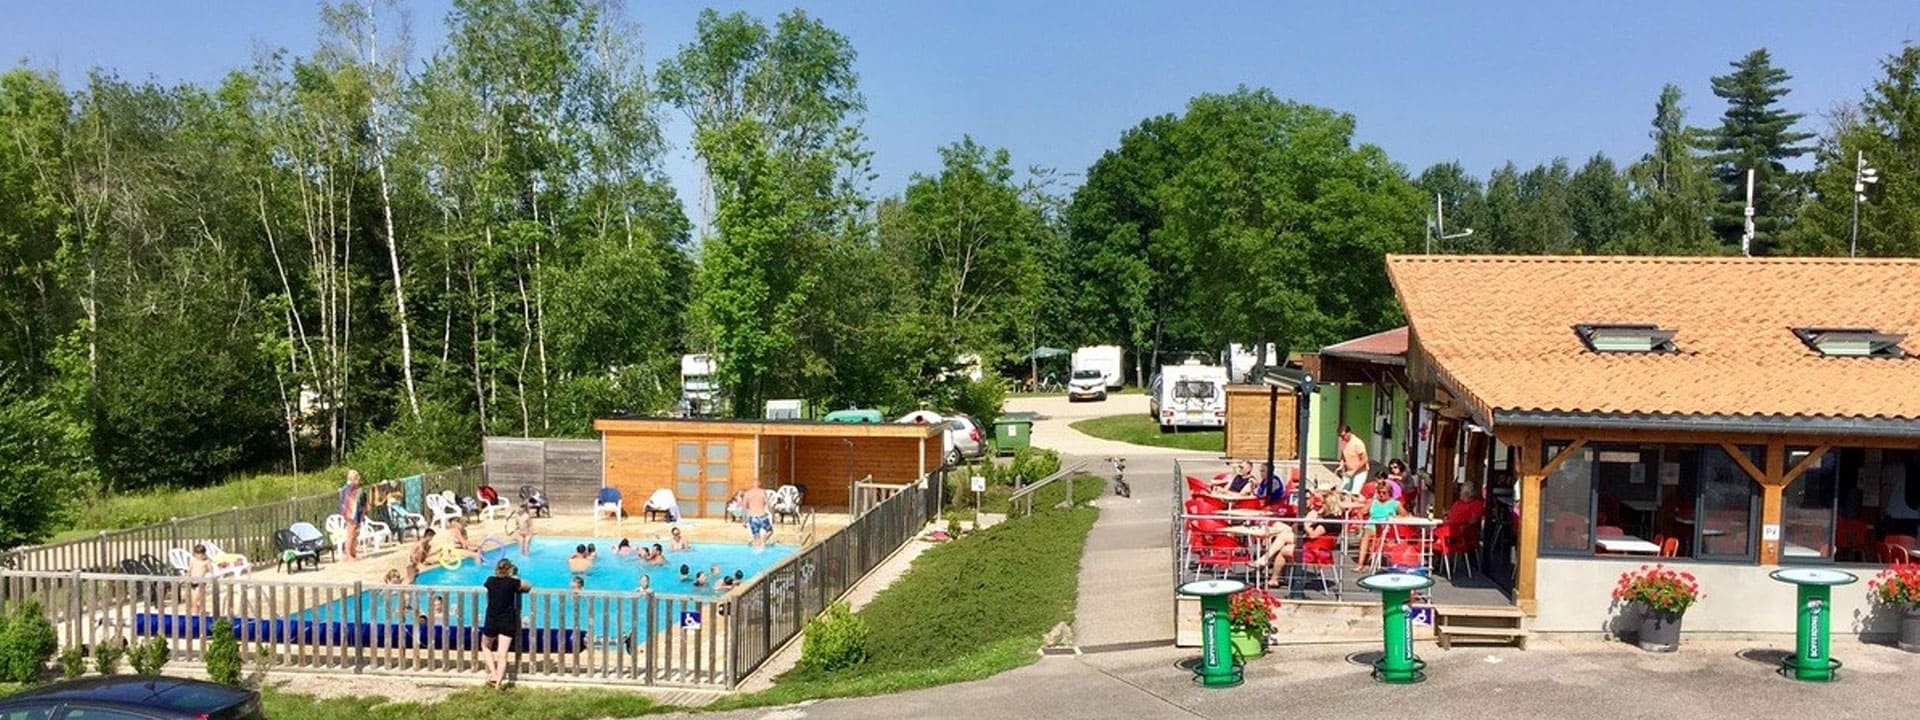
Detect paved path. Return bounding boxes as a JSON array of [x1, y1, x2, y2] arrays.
[[1006, 393, 1198, 457]]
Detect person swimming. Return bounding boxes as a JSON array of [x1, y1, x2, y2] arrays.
[[570, 575, 585, 592], [693, 571, 709, 588], [678, 564, 691, 582], [615, 539, 633, 556], [669, 526, 691, 552], [567, 544, 593, 575], [637, 574, 652, 593], [648, 544, 667, 565]]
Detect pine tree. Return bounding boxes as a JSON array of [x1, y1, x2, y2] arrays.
[[1706, 49, 1814, 255], [1785, 44, 1920, 257], [1623, 85, 1721, 255]]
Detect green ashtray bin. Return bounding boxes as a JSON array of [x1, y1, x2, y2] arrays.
[[994, 413, 1036, 455]]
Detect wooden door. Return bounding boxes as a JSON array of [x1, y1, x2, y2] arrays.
[[674, 441, 736, 518]]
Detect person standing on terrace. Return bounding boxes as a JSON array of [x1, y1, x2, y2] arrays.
[[482, 559, 531, 690], [1338, 426, 1370, 496], [741, 478, 773, 550]]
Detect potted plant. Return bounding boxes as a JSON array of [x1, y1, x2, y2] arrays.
[[1613, 564, 1701, 653], [1227, 588, 1280, 658], [1867, 563, 1920, 652]]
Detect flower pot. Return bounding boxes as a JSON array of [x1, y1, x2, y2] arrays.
[[1229, 629, 1265, 659], [1637, 606, 1683, 653], [1900, 605, 1920, 653]]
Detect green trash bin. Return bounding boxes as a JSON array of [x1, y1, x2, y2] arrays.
[[993, 412, 1036, 455]]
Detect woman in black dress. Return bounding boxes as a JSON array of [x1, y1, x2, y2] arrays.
[[482, 558, 530, 689]]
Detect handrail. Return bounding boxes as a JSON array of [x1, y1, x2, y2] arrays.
[[799, 507, 819, 546], [1007, 461, 1088, 515]]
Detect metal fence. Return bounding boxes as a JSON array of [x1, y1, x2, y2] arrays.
[[0, 466, 483, 574], [726, 469, 941, 686], [0, 466, 942, 689], [0, 570, 728, 686]]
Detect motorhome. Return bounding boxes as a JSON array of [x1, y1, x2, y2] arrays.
[[680, 353, 721, 416], [1071, 345, 1125, 388], [1148, 360, 1228, 432]]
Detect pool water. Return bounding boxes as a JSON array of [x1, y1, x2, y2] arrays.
[[414, 536, 793, 593], [285, 537, 792, 642]]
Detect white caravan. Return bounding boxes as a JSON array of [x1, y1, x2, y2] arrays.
[[1070, 345, 1125, 388], [1148, 360, 1228, 432]]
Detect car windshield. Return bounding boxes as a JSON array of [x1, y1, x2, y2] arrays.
[[1173, 380, 1215, 400], [1071, 370, 1103, 380]]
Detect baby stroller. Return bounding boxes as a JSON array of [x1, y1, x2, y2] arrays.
[[519, 484, 551, 518]]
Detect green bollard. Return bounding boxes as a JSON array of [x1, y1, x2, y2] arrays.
[[1769, 568, 1855, 682], [1178, 579, 1247, 688], [1358, 572, 1434, 684]]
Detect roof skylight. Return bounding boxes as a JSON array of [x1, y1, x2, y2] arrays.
[[1792, 327, 1906, 358], [1574, 324, 1678, 354]]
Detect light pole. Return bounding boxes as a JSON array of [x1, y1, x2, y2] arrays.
[[1425, 192, 1474, 253], [1264, 367, 1315, 600], [1852, 151, 1878, 258]]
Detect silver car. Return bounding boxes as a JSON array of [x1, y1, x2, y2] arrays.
[[1067, 368, 1108, 401]]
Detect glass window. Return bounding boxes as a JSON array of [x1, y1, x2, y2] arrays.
[[1783, 448, 1838, 562], [1695, 446, 1759, 560], [1593, 446, 1658, 540], [0, 705, 55, 720], [676, 442, 699, 461], [1541, 444, 1594, 554], [60, 709, 157, 720]]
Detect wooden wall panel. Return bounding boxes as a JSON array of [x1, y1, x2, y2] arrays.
[[1223, 386, 1297, 460], [789, 436, 924, 509]]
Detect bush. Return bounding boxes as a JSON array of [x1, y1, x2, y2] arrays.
[[204, 619, 242, 685], [981, 448, 1060, 488], [94, 636, 126, 675], [947, 376, 1008, 431], [58, 646, 85, 680], [0, 393, 84, 549], [127, 635, 169, 676], [0, 600, 58, 682], [799, 602, 869, 672]]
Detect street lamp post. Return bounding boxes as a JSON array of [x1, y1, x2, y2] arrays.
[[1264, 368, 1316, 600], [1852, 151, 1878, 258]]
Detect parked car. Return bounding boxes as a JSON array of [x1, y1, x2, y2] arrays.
[[1148, 360, 1228, 433], [0, 676, 264, 720], [896, 410, 986, 466], [1067, 368, 1109, 402]]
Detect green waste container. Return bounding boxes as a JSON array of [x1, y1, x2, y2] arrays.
[[994, 412, 1036, 455]]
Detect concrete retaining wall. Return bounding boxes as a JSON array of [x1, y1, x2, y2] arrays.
[[1535, 557, 1898, 639]]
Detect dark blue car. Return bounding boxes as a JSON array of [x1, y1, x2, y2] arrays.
[[0, 676, 261, 720]]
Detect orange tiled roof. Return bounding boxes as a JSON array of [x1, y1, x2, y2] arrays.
[[1323, 326, 1408, 359], [1385, 254, 1920, 424]]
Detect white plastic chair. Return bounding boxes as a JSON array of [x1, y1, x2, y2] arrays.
[[325, 513, 393, 552], [197, 541, 252, 577], [475, 486, 512, 523], [772, 485, 803, 524], [166, 548, 192, 575], [643, 489, 678, 522], [594, 487, 625, 527], [426, 491, 464, 530]]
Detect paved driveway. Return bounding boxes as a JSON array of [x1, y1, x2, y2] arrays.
[[1004, 393, 1200, 458]]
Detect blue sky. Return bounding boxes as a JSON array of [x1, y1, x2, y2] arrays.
[[7, 1, 1919, 215]]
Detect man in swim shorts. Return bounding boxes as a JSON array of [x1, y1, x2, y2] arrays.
[[741, 478, 773, 550]]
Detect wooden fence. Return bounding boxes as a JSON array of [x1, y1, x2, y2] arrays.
[[0, 466, 943, 690], [0, 466, 482, 575], [483, 437, 603, 512]]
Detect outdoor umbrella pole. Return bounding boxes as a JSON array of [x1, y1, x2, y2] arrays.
[[1289, 375, 1314, 600]]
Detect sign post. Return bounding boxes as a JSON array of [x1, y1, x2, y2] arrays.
[[1358, 572, 1435, 684], [1176, 579, 1247, 688], [971, 475, 985, 525], [1769, 568, 1856, 682]]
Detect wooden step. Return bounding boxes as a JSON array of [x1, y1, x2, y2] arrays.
[[1433, 604, 1528, 650]]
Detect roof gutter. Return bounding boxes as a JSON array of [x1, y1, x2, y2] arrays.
[[1494, 410, 1920, 440]]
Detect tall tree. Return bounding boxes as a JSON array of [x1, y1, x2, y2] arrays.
[[1567, 154, 1630, 254], [1413, 161, 1489, 253], [1622, 84, 1721, 255], [1787, 44, 1920, 257], [1064, 114, 1187, 384], [1706, 48, 1814, 255]]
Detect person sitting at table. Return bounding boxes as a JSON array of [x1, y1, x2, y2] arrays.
[[1354, 482, 1405, 572], [1224, 462, 1258, 494], [1253, 492, 1338, 587]]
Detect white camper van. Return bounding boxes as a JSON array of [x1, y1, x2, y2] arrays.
[[1070, 345, 1125, 388], [681, 353, 721, 416], [1148, 360, 1228, 433]]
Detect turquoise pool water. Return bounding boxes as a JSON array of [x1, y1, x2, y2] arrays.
[[285, 537, 792, 642]]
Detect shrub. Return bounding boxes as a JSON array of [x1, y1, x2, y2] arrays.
[[128, 635, 169, 676], [58, 646, 85, 679], [1869, 564, 1920, 607], [981, 448, 1060, 489], [800, 602, 869, 672], [94, 636, 126, 675], [947, 376, 1008, 431], [204, 619, 242, 685], [0, 600, 58, 682]]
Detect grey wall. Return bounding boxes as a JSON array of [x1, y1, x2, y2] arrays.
[[1535, 557, 1897, 639], [483, 437, 603, 510]]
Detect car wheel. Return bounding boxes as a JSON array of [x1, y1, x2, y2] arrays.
[[947, 449, 963, 467]]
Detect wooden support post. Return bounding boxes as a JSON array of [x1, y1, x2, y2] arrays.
[[1513, 430, 1544, 615], [1759, 441, 1786, 565]]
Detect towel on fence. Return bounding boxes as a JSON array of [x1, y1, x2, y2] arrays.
[[403, 474, 425, 514]]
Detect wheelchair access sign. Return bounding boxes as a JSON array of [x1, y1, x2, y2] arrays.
[[1408, 605, 1434, 627], [679, 611, 702, 630]]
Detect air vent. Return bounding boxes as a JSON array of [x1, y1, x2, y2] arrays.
[[1574, 324, 1678, 354], [1793, 327, 1906, 358]]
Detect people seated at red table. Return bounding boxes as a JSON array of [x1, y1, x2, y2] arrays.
[[1354, 482, 1406, 571], [1255, 491, 1337, 586]]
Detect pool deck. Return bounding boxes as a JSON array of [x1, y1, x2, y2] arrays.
[[275, 511, 848, 588]]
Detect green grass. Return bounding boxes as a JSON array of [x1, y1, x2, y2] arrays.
[[1070, 413, 1222, 452], [945, 473, 1104, 516], [261, 687, 663, 720], [52, 468, 354, 539]]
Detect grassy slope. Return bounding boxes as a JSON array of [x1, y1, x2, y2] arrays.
[[944, 470, 1105, 516], [1069, 414, 1222, 452], [46, 469, 352, 542]]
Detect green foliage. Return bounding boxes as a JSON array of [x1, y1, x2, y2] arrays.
[[977, 448, 1060, 489], [799, 602, 870, 672], [945, 376, 1007, 432], [0, 600, 57, 683], [1706, 48, 1814, 255], [57, 646, 84, 680], [260, 686, 662, 720], [0, 391, 81, 549], [127, 635, 169, 676], [204, 619, 242, 685], [1785, 44, 1920, 258], [93, 636, 126, 676]]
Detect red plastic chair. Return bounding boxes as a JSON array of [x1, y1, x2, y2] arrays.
[[1432, 524, 1468, 578], [1186, 476, 1211, 495], [1596, 525, 1626, 538], [1659, 537, 1679, 558], [1880, 535, 1916, 565], [1835, 520, 1870, 562], [1299, 535, 1343, 599]]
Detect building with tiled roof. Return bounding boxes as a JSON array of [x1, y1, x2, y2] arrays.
[[1388, 254, 1920, 637]]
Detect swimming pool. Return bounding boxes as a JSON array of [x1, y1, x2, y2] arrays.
[[282, 537, 793, 644], [413, 536, 793, 594]]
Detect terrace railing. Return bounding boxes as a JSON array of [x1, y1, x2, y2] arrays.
[[0, 465, 483, 575]]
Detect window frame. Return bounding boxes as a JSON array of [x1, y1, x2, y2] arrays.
[[1536, 441, 1760, 563]]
